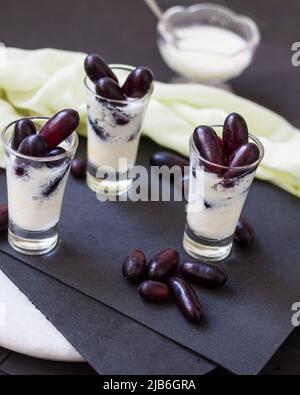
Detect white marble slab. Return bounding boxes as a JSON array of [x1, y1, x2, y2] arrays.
[[0, 270, 84, 362]]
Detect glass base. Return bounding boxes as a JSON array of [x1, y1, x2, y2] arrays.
[[86, 172, 133, 197], [183, 225, 232, 262], [169, 75, 233, 92], [8, 222, 58, 256]]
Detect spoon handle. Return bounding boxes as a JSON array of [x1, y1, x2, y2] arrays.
[[144, 0, 164, 20]]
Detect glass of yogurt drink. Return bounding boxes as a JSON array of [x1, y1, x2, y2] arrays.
[[84, 54, 154, 196], [157, 4, 260, 85], [2, 110, 79, 255], [184, 113, 264, 262]]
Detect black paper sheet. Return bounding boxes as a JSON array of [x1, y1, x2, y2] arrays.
[[0, 252, 214, 375], [0, 353, 95, 376], [261, 328, 300, 375], [0, 138, 299, 374], [3, 326, 298, 375], [0, 347, 10, 365]]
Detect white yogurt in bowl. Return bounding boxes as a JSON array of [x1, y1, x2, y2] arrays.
[[157, 4, 260, 83], [159, 25, 252, 82]]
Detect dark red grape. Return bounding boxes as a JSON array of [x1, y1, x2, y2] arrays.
[[122, 66, 153, 98], [223, 143, 260, 180], [0, 203, 8, 231], [84, 54, 118, 83], [223, 113, 249, 158], [46, 147, 66, 168], [193, 126, 225, 170], [218, 136, 224, 150], [18, 134, 47, 157], [12, 118, 36, 150], [138, 281, 170, 303], [71, 158, 87, 179], [234, 216, 255, 247], [148, 249, 179, 281], [47, 147, 66, 157], [228, 143, 260, 167], [95, 77, 126, 101], [180, 262, 227, 289], [169, 277, 203, 323], [150, 152, 188, 171], [39, 109, 80, 149], [122, 250, 147, 283]]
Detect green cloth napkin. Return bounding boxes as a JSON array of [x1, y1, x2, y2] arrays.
[[1, 47, 300, 197]]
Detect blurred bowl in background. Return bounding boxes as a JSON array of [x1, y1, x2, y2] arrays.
[[157, 3, 261, 85]]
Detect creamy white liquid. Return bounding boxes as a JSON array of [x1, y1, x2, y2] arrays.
[[160, 25, 252, 81], [86, 79, 146, 173], [187, 168, 254, 240], [7, 159, 70, 232]]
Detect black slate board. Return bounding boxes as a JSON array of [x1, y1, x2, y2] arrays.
[[0, 251, 214, 375], [0, 137, 299, 375]]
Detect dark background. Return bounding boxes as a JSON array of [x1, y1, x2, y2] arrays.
[[0, 0, 299, 375], [0, 0, 299, 124]]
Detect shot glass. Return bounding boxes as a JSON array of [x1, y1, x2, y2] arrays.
[[84, 64, 153, 196], [2, 117, 78, 255], [183, 127, 264, 262]]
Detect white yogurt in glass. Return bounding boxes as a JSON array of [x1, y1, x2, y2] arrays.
[[87, 88, 144, 172], [7, 159, 70, 231], [2, 117, 78, 256], [187, 169, 254, 240]]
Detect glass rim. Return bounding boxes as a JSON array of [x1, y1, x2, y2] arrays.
[[190, 125, 264, 171], [1, 116, 79, 162], [84, 64, 154, 105], [157, 3, 261, 57]]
